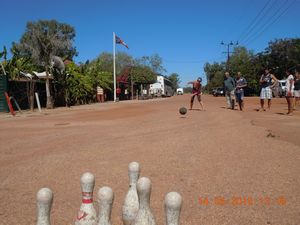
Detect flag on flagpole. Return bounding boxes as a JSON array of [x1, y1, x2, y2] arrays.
[[115, 35, 129, 49]]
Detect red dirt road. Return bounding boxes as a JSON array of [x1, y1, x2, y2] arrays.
[[0, 95, 299, 225]]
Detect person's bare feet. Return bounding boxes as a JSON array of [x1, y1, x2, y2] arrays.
[[258, 108, 266, 112]]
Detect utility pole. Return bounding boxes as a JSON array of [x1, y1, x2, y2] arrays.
[[221, 41, 238, 71]]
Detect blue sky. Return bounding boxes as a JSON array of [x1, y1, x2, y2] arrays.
[[1, 0, 299, 86]]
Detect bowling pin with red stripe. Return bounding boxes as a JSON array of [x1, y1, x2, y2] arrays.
[[75, 172, 97, 225]]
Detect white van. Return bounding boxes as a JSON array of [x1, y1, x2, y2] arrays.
[[272, 80, 286, 97], [279, 80, 286, 92], [176, 88, 183, 95]]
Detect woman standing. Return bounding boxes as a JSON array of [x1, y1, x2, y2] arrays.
[[285, 70, 294, 115]]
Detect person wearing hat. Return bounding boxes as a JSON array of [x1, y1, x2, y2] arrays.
[[187, 77, 204, 110]]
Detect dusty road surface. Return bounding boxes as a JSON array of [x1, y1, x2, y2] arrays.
[[0, 95, 299, 225]]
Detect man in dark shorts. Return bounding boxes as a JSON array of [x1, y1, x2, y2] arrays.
[[187, 77, 204, 110]]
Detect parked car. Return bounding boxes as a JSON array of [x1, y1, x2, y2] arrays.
[[212, 87, 225, 97], [272, 80, 286, 97], [279, 80, 286, 97]]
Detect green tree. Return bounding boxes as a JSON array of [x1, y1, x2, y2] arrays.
[[86, 60, 113, 90], [229, 46, 259, 91], [3, 48, 38, 79], [167, 73, 180, 90], [95, 52, 134, 74], [65, 62, 93, 105], [136, 54, 166, 74], [204, 62, 225, 91], [130, 66, 156, 84], [0, 46, 7, 75], [12, 20, 77, 108], [264, 38, 300, 78]]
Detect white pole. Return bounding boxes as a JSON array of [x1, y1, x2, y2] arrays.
[[35, 92, 42, 113], [113, 32, 116, 102]]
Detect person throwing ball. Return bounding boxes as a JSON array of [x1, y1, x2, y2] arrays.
[[187, 77, 204, 110]]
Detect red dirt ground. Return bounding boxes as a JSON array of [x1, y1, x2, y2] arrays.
[[0, 95, 299, 225]]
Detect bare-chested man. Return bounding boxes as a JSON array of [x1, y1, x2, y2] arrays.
[[187, 77, 204, 110]]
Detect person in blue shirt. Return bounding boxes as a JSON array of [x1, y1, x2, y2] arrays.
[[235, 72, 247, 111]]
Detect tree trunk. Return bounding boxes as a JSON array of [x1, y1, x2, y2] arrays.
[[29, 80, 35, 111], [65, 89, 69, 107], [45, 68, 53, 109], [27, 80, 35, 111]]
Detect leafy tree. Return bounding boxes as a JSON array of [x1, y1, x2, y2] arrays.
[[65, 62, 93, 105], [0, 46, 7, 75], [95, 52, 134, 74], [204, 62, 225, 91], [54, 60, 112, 106], [229, 47, 254, 74], [136, 54, 166, 74], [228, 46, 259, 92], [86, 60, 113, 90], [130, 66, 156, 84], [3, 50, 37, 79], [12, 20, 77, 108], [264, 38, 300, 78], [167, 73, 180, 90]]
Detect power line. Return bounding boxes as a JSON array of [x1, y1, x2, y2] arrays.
[[238, 0, 274, 43], [164, 57, 224, 64], [243, 0, 290, 44], [244, 0, 296, 46]]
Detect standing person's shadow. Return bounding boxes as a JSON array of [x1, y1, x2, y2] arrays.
[[189, 108, 201, 111]]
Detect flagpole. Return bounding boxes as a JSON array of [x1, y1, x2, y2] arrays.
[[113, 32, 116, 102]]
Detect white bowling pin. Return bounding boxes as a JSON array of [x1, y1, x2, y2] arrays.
[[122, 162, 140, 225], [97, 186, 114, 225], [133, 177, 156, 225], [164, 192, 182, 225], [75, 172, 97, 225], [36, 187, 53, 225]]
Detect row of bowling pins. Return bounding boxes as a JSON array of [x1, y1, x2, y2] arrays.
[[36, 162, 182, 225]]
